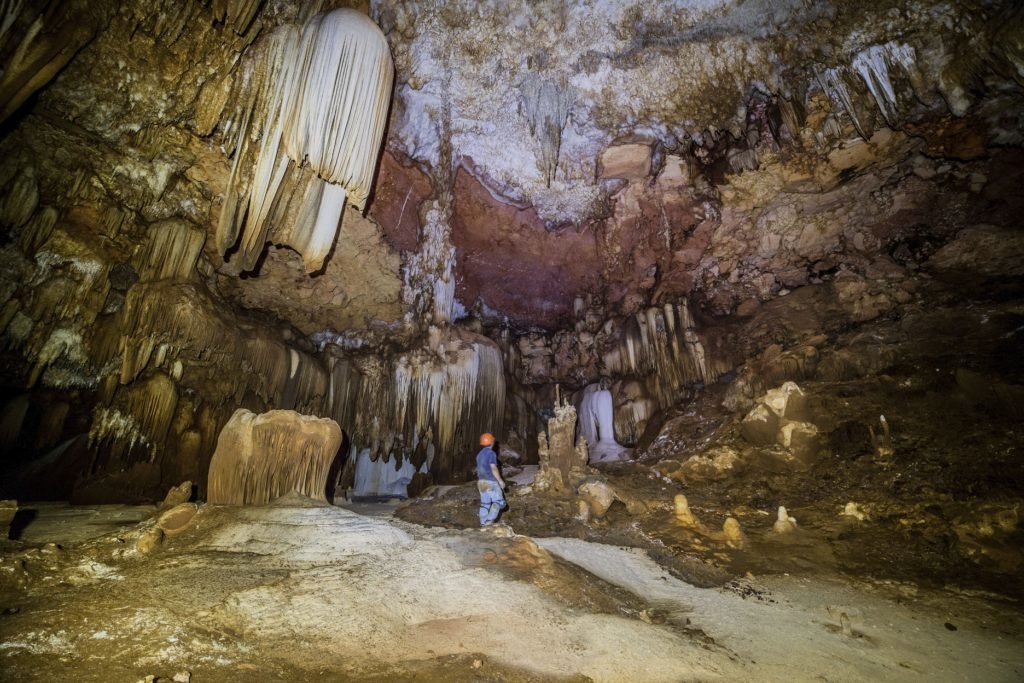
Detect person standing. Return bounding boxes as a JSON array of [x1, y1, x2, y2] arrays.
[[475, 432, 507, 526]]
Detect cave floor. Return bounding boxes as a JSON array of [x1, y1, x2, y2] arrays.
[[1, 497, 1022, 682]]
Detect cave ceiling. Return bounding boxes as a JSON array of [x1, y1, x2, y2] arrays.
[[3, 0, 1020, 343]]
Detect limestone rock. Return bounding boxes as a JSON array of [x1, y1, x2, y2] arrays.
[[763, 381, 810, 422], [599, 143, 653, 181], [777, 421, 822, 467], [577, 479, 617, 519], [678, 447, 743, 483], [136, 526, 164, 555], [157, 503, 198, 536], [159, 481, 193, 510], [927, 225, 1024, 280], [740, 403, 780, 446], [742, 383, 822, 468]]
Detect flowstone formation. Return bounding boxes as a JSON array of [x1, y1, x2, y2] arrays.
[[217, 7, 394, 274], [577, 381, 629, 463], [206, 408, 343, 505]]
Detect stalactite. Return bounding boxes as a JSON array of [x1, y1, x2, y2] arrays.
[[134, 220, 206, 282], [519, 73, 576, 186], [26, 327, 88, 388], [852, 41, 926, 127], [282, 347, 329, 414], [210, 0, 264, 35], [0, 0, 105, 126], [604, 302, 713, 410], [88, 372, 178, 464], [325, 330, 504, 484], [206, 408, 343, 505], [0, 167, 38, 229], [776, 94, 805, 141], [852, 45, 899, 126], [815, 65, 868, 139], [118, 283, 229, 383], [219, 7, 393, 273], [16, 205, 57, 256], [242, 336, 290, 404]]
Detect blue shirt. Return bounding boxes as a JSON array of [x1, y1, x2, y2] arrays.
[[476, 446, 498, 481]]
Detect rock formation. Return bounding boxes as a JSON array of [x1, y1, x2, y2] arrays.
[[206, 408, 343, 505], [0, 0, 1019, 536]]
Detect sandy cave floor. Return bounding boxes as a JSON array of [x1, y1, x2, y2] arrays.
[[0, 495, 1022, 682]]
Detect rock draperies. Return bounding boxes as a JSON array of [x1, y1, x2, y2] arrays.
[[217, 8, 394, 274]]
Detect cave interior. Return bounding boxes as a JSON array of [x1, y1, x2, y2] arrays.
[[1, 0, 1023, 680]]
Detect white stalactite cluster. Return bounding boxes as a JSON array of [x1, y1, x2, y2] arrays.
[[816, 42, 924, 140], [518, 73, 576, 187], [599, 302, 731, 443], [217, 8, 393, 273], [604, 302, 715, 405], [325, 328, 505, 484]]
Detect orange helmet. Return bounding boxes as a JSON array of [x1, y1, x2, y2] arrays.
[[479, 432, 495, 446]]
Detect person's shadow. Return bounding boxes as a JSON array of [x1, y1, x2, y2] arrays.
[[7, 508, 37, 540]]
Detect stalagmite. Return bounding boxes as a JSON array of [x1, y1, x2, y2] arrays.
[[674, 493, 699, 528], [207, 408, 343, 505], [218, 8, 393, 273], [722, 517, 746, 549], [534, 397, 586, 496], [773, 506, 797, 534]]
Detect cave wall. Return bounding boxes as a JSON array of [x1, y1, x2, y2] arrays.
[[0, 0, 1022, 501]]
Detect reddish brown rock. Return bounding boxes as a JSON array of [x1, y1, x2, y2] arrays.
[[368, 151, 434, 253], [451, 167, 601, 329]]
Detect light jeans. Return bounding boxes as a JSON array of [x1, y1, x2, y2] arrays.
[[477, 480, 507, 525]]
